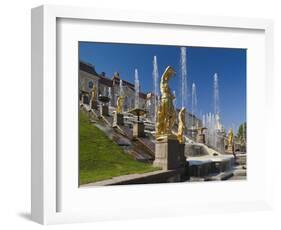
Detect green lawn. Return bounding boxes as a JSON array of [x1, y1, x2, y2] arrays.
[[79, 111, 158, 185]]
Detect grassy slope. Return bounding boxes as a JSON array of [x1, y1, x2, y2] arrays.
[[79, 111, 158, 185]]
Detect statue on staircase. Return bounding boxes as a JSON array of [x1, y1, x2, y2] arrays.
[[91, 84, 98, 109], [116, 96, 124, 114], [154, 66, 187, 171], [91, 84, 97, 102], [177, 107, 186, 144], [156, 66, 177, 140], [227, 128, 234, 153]]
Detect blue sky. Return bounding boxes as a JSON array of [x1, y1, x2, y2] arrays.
[[79, 42, 246, 133]]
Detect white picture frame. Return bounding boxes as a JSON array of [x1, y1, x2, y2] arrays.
[[31, 5, 274, 225]]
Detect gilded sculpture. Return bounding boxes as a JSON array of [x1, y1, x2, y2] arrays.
[[177, 107, 186, 144], [227, 128, 234, 147], [156, 66, 177, 140], [91, 84, 97, 102], [116, 96, 124, 114]]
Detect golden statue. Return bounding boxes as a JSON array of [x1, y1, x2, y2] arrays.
[[156, 66, 177, 140], [116, 96, 124, 114], [177, 107, 186, 144], [91, 84, 97, 102], [227, 128, 234, 147]]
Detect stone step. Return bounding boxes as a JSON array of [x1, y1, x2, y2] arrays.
[[80, 168, 186, 186]]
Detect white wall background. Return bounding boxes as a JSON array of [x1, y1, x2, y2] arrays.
[[0, 0, 280, 229]]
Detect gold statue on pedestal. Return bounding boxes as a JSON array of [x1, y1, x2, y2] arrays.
[[156, 66, 177, 140], [116, 96, 124, 114], [227, 128, 234, 148], [91, 84, 97, 102], [177, 107, 186, 144]]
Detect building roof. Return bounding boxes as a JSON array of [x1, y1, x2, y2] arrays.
[[99, 76, 113, 87], [79, 61, 100, 76], [112, 75, 135, 89], [146, 92, 156, 99], [139, 92, 147, 99], [80, 61, 148, 99]]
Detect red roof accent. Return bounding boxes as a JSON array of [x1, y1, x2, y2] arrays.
[[112, 77, 134, 88], [99, 76, 113, 87], [139, 92, 147, 99]]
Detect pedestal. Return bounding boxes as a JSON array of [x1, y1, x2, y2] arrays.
[[91, 101, 98, 110], [217, 136, 225, 154], [197, 133, 205, 144], [82, 95, 89, 105], [99, 104, 109, 116], [113, 113, 124, 127], [178, 143, 187, 167], [153, 136, 186, 170], [133, 122, 145, 138], [226, 144, 234, 154]]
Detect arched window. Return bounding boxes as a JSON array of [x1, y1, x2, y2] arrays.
[[88, 81, 93, 89]]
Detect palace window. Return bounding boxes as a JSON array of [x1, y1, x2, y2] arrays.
[[88, 81, 93, 89]]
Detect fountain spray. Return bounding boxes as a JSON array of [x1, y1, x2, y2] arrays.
[[191, 82, 198, 128], [153, 56, 159, 121], [135, 69, 140, 108], [180, 47, 188, 111]]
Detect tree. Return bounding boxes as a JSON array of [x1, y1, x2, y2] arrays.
[[237, 122, 246, 142]]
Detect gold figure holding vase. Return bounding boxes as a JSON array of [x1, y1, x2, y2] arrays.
[[156, 66, 177, 140], [116, 96, 124, 114], [177, 107, 186, 144]]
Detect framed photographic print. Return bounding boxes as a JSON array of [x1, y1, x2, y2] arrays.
[[31, 5, 274, 224]]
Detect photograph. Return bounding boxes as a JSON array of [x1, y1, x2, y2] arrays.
[[26, 2, 277, 226], [78, 42, 247, 186]]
